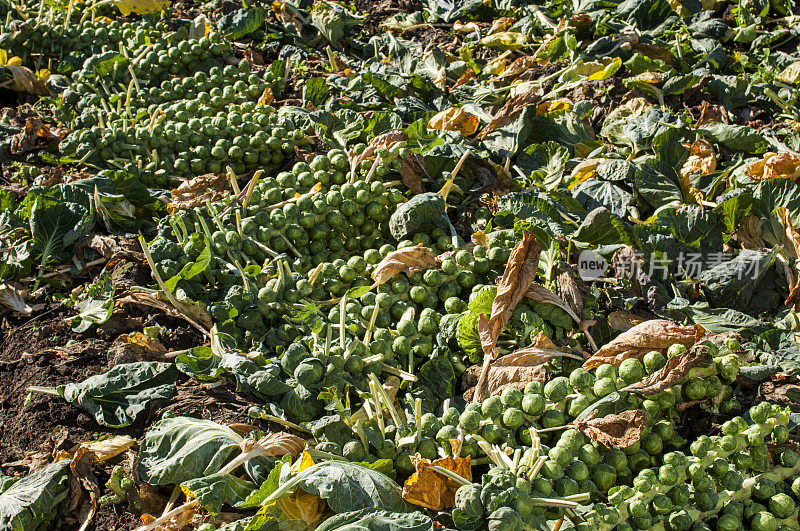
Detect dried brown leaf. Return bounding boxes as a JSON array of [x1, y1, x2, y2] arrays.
[[167, 173, 230, 213], [249, 432, 306, 459], [620, 345, 713, 394], [607, 310, 648, 332], [452, 68, 477, 89], [6, 65, 50, 95], [371, 245, 438, 287], [495, 56, 539, 82], [525, 284, 580, 324], [745, 152, 800, 181], [0, 281, 31, 315], [402, 454, 471, 510], [428, 107, 480, 136], [349, 130, 408, 175], [489, 16, 516, 34], [582, 319, 704, 369], [69, 448, 100, 531], [477, 91, 540, 139], [733, 214, 764, 250], [9, 117, 63, 154], [695, 101, 728, 127], [465, 345, 580, 401], [575, 409, 646, 449], [479, 231, 542, 357], [774, 207, 800, 260], [118, 288, 212, 331], [399, 152, 426, 195]]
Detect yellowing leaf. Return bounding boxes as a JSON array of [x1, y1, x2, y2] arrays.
[[7, 56, 21, 66], [488, 16, 516, 34], [112, 0, 170, 16], [777, 62, 800, 84], [5, 65, 49, 95], [480, 32, 528, 50], [745, 152, 800, 181], [536, 99, 572, 115], [567, 57, 622, 81], [258, 86, 274, 105], [453, 20, 479, 33], [568, 158, 602, 189], [371, 244, 437, 287], [0, 49, 7, 66], [402, 454, 471, 510], [679, 140, 715, 203], [276, 488, 326, 526], [427, 107, 480, 136], [629, 71, 667, 84], [290, 451, 315, 475]]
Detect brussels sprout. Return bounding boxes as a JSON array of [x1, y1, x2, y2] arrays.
[[502, 408, 524, 429], [754, 478, 777, 501], [524, 381, 544, 395], [488, 507, 522, 531], [643, 350, 667, 372], [342, 440, 366, 461], [569, 368, 595, 391], [716, 513, 741, 531], [596, 364, 617, 380], [593, 377, 617, 398], [294, 360, 325, 387], [618, 358, 645, 384], [751, 511, 778, 531], [593, 463, 617, 491], [501, 387, 524, 409], [459, 410, 483, 433], [481, 396, 503, 419], [443, 407, 460, 426], [544, 377, 570, 402], [769, 493, 796, 519], [455, 484, 483, 518], [540, 409, 565, 429], [683, 377, 708, 401]]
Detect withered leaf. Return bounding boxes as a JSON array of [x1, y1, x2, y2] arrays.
[[9, 117, 64, 154], [582, 320, 704, 369], [118, 287, 212, 332], [495, 56, 538, 82], [479, 231, 542, 357], [168, 173, 230, 213], [399, 152, 426, 195], [526, 284, 580, 324], [402, 454, 471, 510], [6, 65, 50, 96], [695, 101, 728, 127], [246, 432, 306, 460], [465, 344, 582, 401], [477, 90, 540, 139], [620, 345, 713, 395], [69, 448, 101, 531], [774, 207, 800, 260], [349, 130, 407, 176], [488, 16, 516, 34], [575, 409, 646, 449], [428, 107, 480, 136], [371, 245, 437, 287], [607, 310, 648, 332], [745, 152, 800, 181], [734, 214, 765, 250]]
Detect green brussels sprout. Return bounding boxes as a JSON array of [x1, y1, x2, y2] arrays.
[[482, 396, 504, 419], [667, 509, 692, 531], [593, 377, 617, 398], [488, 507, 522, 531], [459, 410, 483, 433], [643, 350, 667, 372], [455, 484, 483, 518], [754, 478, 777, 501], [553, 476, 579, 497], [716, 513, 741, 531], [751, 511, 778, 531], [502, 408, 524, 429], [569, 368, 595, 391], [420, 412, 442, 437], [540, 409, 565, 428], [342, 440, 365, 461], [294, 360, 325, 387], [442, 407, 460, 426], [683, 377, 708, 401], [566, 460, 589, 482], [501, 387, 523, 409], [618, 358, 645, 384], [593, 463, 616, 491], [544, 376, 570, 402], [524, 381, 544, 395], [522, 393, 546, 416], [693, 489, 719, 512], [769, 493, 796, 519], [666, 344, 687, 357]]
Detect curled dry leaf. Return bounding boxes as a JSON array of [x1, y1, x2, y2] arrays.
[[402, 454, 471, 510], [575, 409, 646, 449], [83, 233, 142, 260], [118, 287, 212, 332], [478, 232, 542, 357], [495, 56, 538, 82], [398, 151, 426, 195], [745, 152, 800, 181], [9, 117, 66, 154], [695, 101, 728, 127], [167, 173, 230, 213], [371, 245, 437, 287], [679, 140, 715, 203], [569, 158, 603, 189], [525, 284, 581, 324], [69, 448, 101, 531], [582, 319, 704, 369], [427, 107, 480, 136], [452, 68, 477, 89], [734, 214, 765, 250], [0, 281, 32, 315], [621, 345, 713, 395], [774, 207, 800, 260], [488, 16, 516, 34], [477, 90, 540, 139], [471, 230, 490, 248], [246, 432, 306, 459], [75, 435, 136, 462], [463, 344, 582, 401], [5, 65, 50, 96], [607, 310, 648, 332]]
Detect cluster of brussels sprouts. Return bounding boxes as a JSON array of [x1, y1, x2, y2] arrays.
[[584, 402, 798, 531]]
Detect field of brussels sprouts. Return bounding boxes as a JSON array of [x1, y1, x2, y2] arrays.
[[1, 0, 800, 529]]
